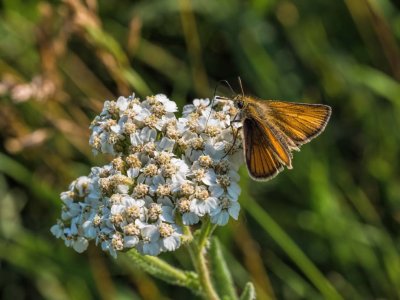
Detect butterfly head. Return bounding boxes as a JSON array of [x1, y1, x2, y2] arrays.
[[214, 95, 249, 111], [232, 95, 248, 110]]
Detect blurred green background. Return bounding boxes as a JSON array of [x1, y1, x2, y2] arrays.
[[1, 0, 400, 299]]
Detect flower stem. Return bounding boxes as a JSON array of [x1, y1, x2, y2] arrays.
[[198, 218, 213, 249], [188, 218, 220, 300], [179, 217, 194, 245]]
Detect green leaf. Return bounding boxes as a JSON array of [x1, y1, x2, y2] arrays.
[[123, 249, 201, 294], [239, 282, 256, 300], [209, 237, 238, 300]]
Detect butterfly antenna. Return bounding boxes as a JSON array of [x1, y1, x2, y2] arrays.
[[206, 80, 223, 127], [207, 79, 236, 125], [238, 76, 245, 98], [220, 80, 236, 97]]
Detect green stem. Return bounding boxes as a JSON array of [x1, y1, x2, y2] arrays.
[[196, 247, 220, 300], [198, 218, 213, 250], [179, 219, 194, 245], [188, 218, 220, 300]]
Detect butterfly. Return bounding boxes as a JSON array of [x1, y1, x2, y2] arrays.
[[216, 82, 331, 181]]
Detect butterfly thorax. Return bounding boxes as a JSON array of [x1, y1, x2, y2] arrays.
[[235, 96, 269, 122]]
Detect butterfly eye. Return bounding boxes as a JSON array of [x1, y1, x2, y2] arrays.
[[237, 100, 244, 109]]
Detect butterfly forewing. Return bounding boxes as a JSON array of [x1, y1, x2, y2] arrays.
[[265, 101, 331, 145], [243, 118, 284, 180]]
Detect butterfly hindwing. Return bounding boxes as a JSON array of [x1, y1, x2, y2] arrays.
[[242, 118, 285, 180]]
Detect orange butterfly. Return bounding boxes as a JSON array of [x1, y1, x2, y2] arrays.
[[217, 84, 331, 181]]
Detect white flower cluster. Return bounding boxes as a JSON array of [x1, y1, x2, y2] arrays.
[[51, 94, 243, 257]]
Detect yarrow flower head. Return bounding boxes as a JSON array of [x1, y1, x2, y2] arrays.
[[51, 93, 243, 257]]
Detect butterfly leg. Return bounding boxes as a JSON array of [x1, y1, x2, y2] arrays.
[[222, 116, 241, 158]]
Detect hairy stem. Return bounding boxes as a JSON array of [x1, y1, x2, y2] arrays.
[[188, 218, 220, 300]]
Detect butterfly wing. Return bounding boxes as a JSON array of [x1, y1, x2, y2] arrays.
[[266, 101, 331, 146], [242, 118, 285, 180]]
